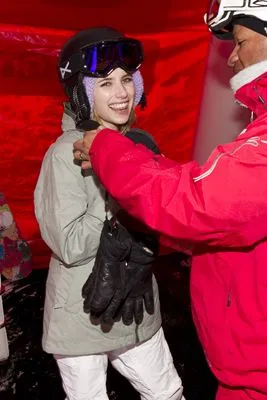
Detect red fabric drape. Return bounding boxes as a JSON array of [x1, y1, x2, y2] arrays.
[[0, 2, 209, 267]]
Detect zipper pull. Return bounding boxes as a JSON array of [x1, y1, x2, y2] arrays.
[[226, 292, 231, 307]]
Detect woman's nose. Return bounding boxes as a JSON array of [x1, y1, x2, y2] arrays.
[[114, 83, 127, 98]]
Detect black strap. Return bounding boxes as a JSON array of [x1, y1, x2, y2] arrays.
[[105, 190, 109, 218]]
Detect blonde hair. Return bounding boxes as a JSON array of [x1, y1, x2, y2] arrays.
[[91, 107, 136, 134]]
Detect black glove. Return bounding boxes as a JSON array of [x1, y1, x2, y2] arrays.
[[82, 217, 132, 321], [119, 232, 158, 325], [82, 218, 158, 325]]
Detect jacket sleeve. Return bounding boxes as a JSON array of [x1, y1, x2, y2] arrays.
[[90, 128, 267, 249], [34, 141, 104, 266]]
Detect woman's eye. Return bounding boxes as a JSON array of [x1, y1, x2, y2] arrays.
[[123, 77, 133, 83], [100, 81, 111, 87]]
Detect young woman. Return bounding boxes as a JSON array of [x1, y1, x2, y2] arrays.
[[34, 27, 184, 400]]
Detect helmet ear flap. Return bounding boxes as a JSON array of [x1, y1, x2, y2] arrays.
[[64, 73, 91, 128], [139, 92, 147, 110]]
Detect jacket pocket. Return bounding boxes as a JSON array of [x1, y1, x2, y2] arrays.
[[63, 262, 94, 314], [48, 258, 91, 312]]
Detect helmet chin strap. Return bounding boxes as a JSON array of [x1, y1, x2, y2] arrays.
[[76, 119, 100, 131]]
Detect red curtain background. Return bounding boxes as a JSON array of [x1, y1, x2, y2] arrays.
[[0, 1, 209, 267]]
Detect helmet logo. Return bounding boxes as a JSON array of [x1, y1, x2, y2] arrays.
[[60, 61, 72, 79], [250, 0, 267, 6]]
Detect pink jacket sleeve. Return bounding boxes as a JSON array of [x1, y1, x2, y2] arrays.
[[90, 128, 267, 249]]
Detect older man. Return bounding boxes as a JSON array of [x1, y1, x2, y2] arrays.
[[74, 2, 267, 399]]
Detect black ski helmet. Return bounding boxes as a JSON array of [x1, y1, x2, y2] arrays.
[[58, 26, 146, 130]]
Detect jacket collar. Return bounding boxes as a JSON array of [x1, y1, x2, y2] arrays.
[[61, 102, 78, 132], [230, 61, 267, 118]]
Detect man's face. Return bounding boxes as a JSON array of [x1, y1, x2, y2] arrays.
[[228, 24, 267, 74]]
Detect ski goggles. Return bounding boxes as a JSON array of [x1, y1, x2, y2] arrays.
[[60, 38, 144, 80]]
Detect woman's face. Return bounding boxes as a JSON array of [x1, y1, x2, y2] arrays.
[[93, 68, 135, 130]]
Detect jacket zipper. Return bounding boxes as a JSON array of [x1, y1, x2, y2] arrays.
[[226, 272, 232, 308], [226, 290, 232, 307], [135, 324, 140, 343]]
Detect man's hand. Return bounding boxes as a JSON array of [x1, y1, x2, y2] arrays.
[[73, 127, 103, 169]]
